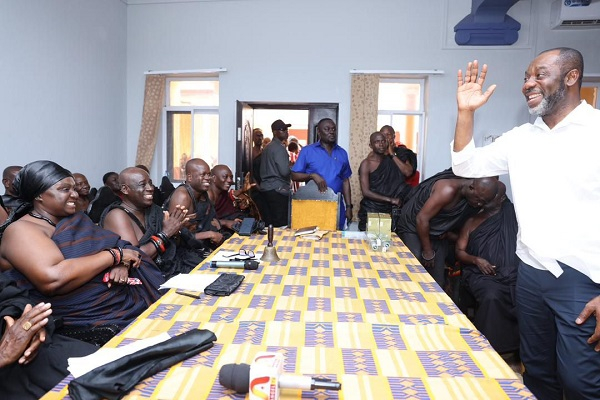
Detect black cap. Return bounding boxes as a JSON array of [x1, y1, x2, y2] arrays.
[[271, 119, 292, 131]]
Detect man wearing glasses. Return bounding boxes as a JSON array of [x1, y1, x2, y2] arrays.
[[259, 119, 293, 227], [291, 118, 353, 230]]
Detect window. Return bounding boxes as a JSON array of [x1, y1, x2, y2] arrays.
[[581, 85, 598, 108], [377, 78, 425, 179], [164, 78, 219, 181]]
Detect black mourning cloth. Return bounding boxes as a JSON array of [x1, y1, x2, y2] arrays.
[[68, 328, 217, 400]]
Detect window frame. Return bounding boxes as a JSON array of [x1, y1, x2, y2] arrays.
[[582, 78, 599, 108], [160, 76, 220, 182], [377, 77, 427, 181]]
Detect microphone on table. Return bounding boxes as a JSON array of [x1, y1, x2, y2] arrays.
[[210, 260, 259, 270], [219, 352, 341, 399]]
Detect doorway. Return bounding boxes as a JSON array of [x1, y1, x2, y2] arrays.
[[235, 102, 339, 187]]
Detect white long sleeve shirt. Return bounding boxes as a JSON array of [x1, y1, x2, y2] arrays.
[[451, 101, 600, 283]]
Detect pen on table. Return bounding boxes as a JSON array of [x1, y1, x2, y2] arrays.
[[176, 290, 202, 299]]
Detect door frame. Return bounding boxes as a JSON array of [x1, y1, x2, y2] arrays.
[[235, 101, 339, 187]]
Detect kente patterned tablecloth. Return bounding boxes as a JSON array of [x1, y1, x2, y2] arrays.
[[44, 230, 534, 400]]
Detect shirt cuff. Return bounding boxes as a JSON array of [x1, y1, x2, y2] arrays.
[[450, 138, 476, 166]]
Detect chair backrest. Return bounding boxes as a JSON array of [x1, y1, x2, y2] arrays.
[[289, 181, 340, 231]]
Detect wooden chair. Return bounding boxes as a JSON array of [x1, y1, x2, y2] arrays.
[[289, 181, 340, 231]]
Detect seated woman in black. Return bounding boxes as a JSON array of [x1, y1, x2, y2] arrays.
[[0, 161, 164, 339]]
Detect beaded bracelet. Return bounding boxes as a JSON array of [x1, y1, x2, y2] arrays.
[[150, 236, 166, 254], [117, 247, 124, 264], [105, 248, 118, 266], [156, 231, 168, 243], [149, 237, 160, 252]]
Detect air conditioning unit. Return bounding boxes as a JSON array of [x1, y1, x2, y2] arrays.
[[551, 0, 600, 28]]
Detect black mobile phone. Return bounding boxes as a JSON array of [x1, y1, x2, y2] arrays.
[[238, 217, 255, 236]]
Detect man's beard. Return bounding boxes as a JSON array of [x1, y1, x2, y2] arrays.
[[528, 80, 566, 116]]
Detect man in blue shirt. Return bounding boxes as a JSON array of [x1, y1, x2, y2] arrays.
[[291, 118, 353, 230]]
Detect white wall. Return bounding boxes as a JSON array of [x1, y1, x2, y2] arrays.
[[1, 0, 598, 187], [126, 0, 600, 182], [0, 0, 127, 188]]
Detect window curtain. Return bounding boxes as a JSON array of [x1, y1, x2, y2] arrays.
[[135, 74, 166, 168], [349, 74, 379, 221]]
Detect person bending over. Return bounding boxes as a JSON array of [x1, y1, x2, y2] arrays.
[[395, 169, 497, 286], [455, 181, 519, 354]]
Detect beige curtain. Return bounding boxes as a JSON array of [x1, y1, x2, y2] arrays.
[[349, 74, 379, 221], [135, 74, 166, 168]]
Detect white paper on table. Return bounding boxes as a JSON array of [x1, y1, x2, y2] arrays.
[[342, 231, 368, 240], [67, 332, 172, 378], [158, 273, 221, 291]]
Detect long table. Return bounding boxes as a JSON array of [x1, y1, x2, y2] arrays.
[[44, 230, 534, 399]]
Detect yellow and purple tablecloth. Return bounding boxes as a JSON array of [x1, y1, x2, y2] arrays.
[[44, 230, 534, 399]]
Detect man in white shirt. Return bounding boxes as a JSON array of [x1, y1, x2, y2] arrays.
[[451, 47, 600, 400]]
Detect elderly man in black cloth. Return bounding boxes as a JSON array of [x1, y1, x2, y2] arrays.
[[0, 275, 97, 399], [207, 164, 262, 240], [357, 131, 414, 231], [455, 181, 519, 355], [395, 169, 498, 286], [163, 158, 224, 252], [2, 165, 22, 213], [100, 167, 200, 279], [87, 171, 122, 223], [72, 172, 92, 213]]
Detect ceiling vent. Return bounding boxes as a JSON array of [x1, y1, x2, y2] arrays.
[[454, 0, 521, 46], [551, 0, 600, 28]]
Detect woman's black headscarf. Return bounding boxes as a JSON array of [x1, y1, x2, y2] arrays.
[[0, 160, 72, 239]]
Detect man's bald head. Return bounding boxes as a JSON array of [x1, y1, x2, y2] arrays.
[[370, 131, 385, 143], [72, 173, 91, 197], [211, 164, 234, 193], [3, 166, 21, 181], [464, 177, 498, 209], [483, 181, 507, 213], [185, 158, 212, 193], [185, 158, 210, 175], [211, 164, 231, 176], [119, 167, 154, 208], [369, 131, 387, 155], [3, 166, 22, 196], [473, 177, 498, 200], [119, 167, 148, 188]]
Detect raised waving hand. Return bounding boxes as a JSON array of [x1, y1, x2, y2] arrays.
[[457, 60, 497, 112]]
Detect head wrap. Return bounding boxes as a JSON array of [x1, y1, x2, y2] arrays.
[[13, 160, 72, 203], [0, 161, 72, 240]]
